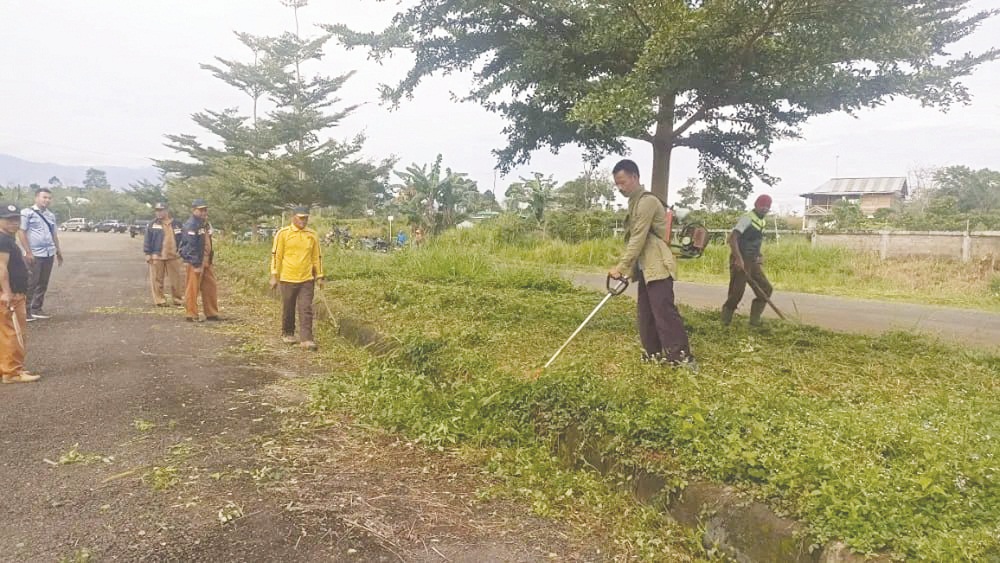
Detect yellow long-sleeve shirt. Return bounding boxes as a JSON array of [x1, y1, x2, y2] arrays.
[[270, 225, 324, 283]]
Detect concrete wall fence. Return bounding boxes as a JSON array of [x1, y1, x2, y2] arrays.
[[811, 231, 1000, 262]]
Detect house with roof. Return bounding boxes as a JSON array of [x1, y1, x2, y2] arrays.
[[800, 177, 908, 230]]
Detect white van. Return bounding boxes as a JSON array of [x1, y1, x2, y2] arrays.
[[61, 218, 91, 232]]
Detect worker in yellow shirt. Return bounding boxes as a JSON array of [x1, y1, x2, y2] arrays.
[[269, 206, 324, 350]]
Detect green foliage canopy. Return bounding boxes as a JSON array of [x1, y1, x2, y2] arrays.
[[328, 0, 998, 201]]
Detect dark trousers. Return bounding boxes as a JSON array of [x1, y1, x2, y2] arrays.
[[280, 281, 315, 342], [723, 258, 773, 316], [27, 256, 55, 314], [636, 271, 692, 363]]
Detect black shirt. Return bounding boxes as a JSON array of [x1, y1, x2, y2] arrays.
[[0, 232, 28, 294]]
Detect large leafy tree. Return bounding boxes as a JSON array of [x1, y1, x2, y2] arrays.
[[157, 2, 390, 226], [329, 1, 997, 201], [83, 168, 110, 189], [556, 169, 615, 211], [932, 165, 1000, 213]]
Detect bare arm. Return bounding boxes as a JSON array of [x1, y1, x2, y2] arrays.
[[728, 231, 746, 272], [53, 229, 63, 265], [16, 230, 34, 265], [0, 252, 12, 308]]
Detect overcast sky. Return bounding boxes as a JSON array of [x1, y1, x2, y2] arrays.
[[1, 0, 999, 214]]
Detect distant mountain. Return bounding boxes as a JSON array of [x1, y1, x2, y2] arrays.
[[0, 153, 160, 188]]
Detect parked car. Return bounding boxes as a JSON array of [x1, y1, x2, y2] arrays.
[[95, 220, 128, 233], [129, 220, 152, 238], [60, 218, 92, 232]]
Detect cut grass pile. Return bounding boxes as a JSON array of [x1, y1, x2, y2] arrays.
[[221, 240, 1000, 561], [432, 221, 1000, 311]]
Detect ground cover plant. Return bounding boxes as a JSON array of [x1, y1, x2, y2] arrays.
[[434, 219, 1000, 312], [221, 240, 1000, 561]]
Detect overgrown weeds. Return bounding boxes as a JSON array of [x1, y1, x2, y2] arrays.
[[219, 239, 1000, 560], [432, 222, 1000, 311]]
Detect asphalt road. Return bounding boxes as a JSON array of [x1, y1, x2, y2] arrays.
[[570, 271, 1000, 351]]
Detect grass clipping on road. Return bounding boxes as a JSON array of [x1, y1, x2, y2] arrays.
[[222, 240, 1000, 561]]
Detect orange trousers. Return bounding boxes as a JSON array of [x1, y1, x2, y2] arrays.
[[150, 258, 184, 305], [1, 294, 27, 377], [184, 263, 219, 319]]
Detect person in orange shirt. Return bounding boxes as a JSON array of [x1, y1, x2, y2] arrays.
[[270, 206, 324, 350]]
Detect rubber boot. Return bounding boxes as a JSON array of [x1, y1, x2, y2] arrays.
[[720, 306, 735, 326], [749, 301, 766, 327]]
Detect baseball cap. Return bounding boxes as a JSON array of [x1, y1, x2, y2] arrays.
[[0, 203, 20, 219], [293, 205, 310, 217], [154, 202, 167, 210], [192, 199, 208, 209]]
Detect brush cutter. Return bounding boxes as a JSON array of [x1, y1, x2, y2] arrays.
[[543, 275, 629, 369], [744, 269, 787, 321]]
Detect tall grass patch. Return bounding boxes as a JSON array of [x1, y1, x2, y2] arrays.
[[219, 239, 1000, 560]]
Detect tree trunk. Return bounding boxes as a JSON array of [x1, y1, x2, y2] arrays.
[[650, 136, 673, 203], [650, 99, 675, 202]]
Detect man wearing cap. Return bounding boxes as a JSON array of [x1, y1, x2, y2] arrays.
[[144, 203, 185, 307], [179, 199, 220, 322], [1, 203, 40, 383], [18, 187, 63, 321], [721, 195, 774, 327], [270, 206, 324, 350], [608, 159, 696, 370]]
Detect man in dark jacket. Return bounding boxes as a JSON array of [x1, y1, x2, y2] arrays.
[[144, 202, 185, 307], [179, 199, 220, 322]]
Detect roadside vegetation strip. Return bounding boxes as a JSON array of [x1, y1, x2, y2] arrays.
[[220, 242, 1000, 561], [433, 218, 1000, 311]]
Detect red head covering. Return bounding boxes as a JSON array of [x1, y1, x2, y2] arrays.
[[754, 194, 773, 208]]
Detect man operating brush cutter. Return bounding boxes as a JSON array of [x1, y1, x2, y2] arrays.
[[608, 160, 696, 371]]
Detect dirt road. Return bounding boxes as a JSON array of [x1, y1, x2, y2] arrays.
[[0, 232, 598, 562], [570, 272, 1000, 351]]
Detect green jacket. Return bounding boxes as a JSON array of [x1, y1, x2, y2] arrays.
[[616, 190, 677, 282]]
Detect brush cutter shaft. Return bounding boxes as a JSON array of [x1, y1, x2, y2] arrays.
[[544, 276, 628, 368], [745, 273, 785, 320]]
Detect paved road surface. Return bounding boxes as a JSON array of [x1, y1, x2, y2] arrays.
[[570, 271, 1000, 351]]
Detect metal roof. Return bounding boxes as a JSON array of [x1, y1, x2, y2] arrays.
[[801, 177, 908, 197]]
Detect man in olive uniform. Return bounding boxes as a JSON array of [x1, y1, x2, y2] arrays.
[[179, 199, 220, 322], [1, 203, 40, 383], [721, 194, 774, 327], [608, 159, 695, 369], [144, 202, 185, 307]]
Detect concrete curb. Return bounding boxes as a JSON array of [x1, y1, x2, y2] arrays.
[[332, 310, 883, 562]]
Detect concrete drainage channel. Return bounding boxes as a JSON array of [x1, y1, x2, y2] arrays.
[[334, 312, 884, 563]]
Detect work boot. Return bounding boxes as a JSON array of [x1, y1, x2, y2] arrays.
[[720, 306, 735, 326], [282, 335, 297, 344], [749, 301, 766, 327], [3, 373, 41, 383], [300, 341, 318, 351]]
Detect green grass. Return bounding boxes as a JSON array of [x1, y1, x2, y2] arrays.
[[431, 222, 1000, 311], [219, 239, 1000, 561]]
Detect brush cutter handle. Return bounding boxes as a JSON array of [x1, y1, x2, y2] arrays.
[[606, 274, 629, 296]]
